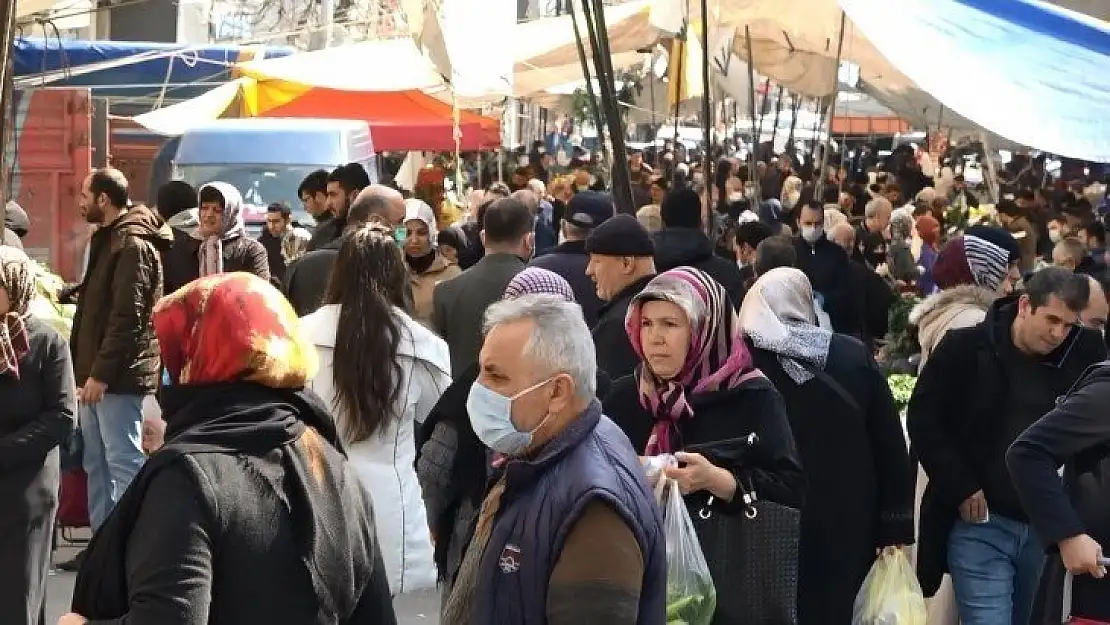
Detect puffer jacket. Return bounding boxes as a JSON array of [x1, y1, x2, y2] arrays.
[[70, 206, 173, 394], [909, 284, 997, 370]]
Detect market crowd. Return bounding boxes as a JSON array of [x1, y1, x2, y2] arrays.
[[0, 141, 1107, 625]]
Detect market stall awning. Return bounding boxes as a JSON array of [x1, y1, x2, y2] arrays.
[[841, 0, 1110, 162], [132, 77, 500, 151], [13, 38, 295, 100]]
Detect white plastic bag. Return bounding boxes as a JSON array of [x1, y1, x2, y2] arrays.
[[661, 477, 717, 625], [852, 547, 927, 625]]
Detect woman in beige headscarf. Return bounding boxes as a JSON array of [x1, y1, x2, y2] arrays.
[[404, 199, 461, 326], [781, 174, 804, 211]]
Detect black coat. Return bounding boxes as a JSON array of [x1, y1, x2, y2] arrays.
[[908, 297, 1106, 595], [592, 275, 653, 382], [306, 213, 344, 252], [258, 231, 287, 283], [0, 317, 76, 625], [653, 228, 747, 307], [162, 231, 271, 294], [751, 336, 916, 625], [1008, 363, 1110, 623], [530, 240, 605, 327], [283, 240, 341, 317], [603, 374, 805, 510], [793, 235, 864, 337]]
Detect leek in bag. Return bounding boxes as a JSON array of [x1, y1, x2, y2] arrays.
[[852, 546, 926, 625], [662, 477, 716, 625]]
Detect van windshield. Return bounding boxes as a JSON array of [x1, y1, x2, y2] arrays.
[[177, 164, 317, 229]]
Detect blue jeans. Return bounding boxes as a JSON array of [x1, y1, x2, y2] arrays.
[[80, 394, 146, 530], [948, 514, 1044, 625]]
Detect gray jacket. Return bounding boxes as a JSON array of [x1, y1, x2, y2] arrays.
[[431, 253, 526, 377]]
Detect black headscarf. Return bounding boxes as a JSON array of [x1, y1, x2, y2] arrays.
[[71, 383, 363, 621]]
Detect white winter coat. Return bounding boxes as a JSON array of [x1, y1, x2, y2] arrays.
[[300, 304, 451, 596]]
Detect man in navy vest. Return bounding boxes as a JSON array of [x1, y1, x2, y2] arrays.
[[440, 295, 666, 625]]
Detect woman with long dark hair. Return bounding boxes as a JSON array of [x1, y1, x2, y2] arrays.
[[300, 224, 448, 596]]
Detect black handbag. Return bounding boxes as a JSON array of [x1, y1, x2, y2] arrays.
[[687, 436, 802, 625]]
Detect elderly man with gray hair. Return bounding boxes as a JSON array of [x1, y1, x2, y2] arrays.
[[440, 294, 666, 625]]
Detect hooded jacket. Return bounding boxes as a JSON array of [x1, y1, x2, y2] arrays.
[[653, 227, 746, 306], [909, 285, 998, 370], [70, 206, 173, 395]]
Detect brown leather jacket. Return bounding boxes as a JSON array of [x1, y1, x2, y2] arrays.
[[70, 206, 173, 395]]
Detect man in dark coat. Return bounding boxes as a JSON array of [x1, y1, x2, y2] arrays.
[[584, 214, 656, 381], [653, 187, 747, 306], [1008, 362, 1110, 624], [283, 188, 397, 316], [909, 267, 1106, 625], [794, 202, 862, 337], [306, 163, 371, 252], [530, 190, 614, 327], [432, 197, 532, 376]]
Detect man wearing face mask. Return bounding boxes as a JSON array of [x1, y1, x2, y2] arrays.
[[433, 198, 532, 376], [793, 201, 864, 338], [439, 296, 665, 625]]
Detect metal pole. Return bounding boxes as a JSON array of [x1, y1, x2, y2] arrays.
[[584, 0, 635, 213], [744, 26, 761, 201], [569, 0, 608, 162], [815, 10, 846, 202], [699, 0, 712, 220], [0, 0, 16, 218]]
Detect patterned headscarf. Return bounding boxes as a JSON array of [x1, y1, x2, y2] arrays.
[[625, 267, 761, 455], [503, 267, 576, 302], [153, 272, 317, 388], [0, 246, 35, 378], [738, 267, 832, 384], [196, 182, 246, 277]]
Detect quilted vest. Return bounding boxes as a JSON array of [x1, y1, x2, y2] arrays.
[[473, 400, 666, 624]]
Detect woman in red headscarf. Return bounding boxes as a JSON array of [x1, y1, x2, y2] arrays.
[[63, 273, 396, 625], [916, 214, 942, 295]]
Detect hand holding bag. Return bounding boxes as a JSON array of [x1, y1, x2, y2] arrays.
[[687, 435, 802, 625]]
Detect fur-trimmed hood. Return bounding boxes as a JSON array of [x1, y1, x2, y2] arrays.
[[910, 284, 998, 368]]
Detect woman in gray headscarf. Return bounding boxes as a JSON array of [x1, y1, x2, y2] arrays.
[[738, 267, 915, 625], [189, 182, 271, 286], [0, 246, 77, 625]]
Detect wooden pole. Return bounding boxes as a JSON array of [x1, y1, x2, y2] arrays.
[[699, 0, 711, 220], [584, 0, 635, 213], [569, 0, 607, 162], [815, 10, 846, 202], [744, 26, 761, 201], [0, 0, 17, 220]]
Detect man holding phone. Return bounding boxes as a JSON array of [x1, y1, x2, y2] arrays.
[[908, 268, 1105, 625]]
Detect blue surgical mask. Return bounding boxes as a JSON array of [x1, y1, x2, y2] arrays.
[[393, 226, 408, 246], [466, 377, 555, 456]]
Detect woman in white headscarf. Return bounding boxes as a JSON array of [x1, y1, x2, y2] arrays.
[[190, 182, 270, 286], [738, 267, 916, 625], [404, 198, 461, 327]]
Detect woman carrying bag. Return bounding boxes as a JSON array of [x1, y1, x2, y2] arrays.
[[604, 266, 805, 625]]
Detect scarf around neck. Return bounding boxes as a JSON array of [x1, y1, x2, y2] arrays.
[[0, 246, 36, 379], [71, 383, 358, 621], [625, 266, 761, 455], [196, 182, 246, 277], [738, 267, 832, 384]]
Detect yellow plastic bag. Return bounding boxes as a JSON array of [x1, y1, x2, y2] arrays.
[[851, 547, 927, 625]]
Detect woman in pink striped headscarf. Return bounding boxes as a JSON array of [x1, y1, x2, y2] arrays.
[[603, 265, 804, 507]]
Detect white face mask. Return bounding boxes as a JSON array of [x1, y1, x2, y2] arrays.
[[466, 377, 556, 456], [801, 225, 822, 244], [1049, 229, 1063, 244]]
